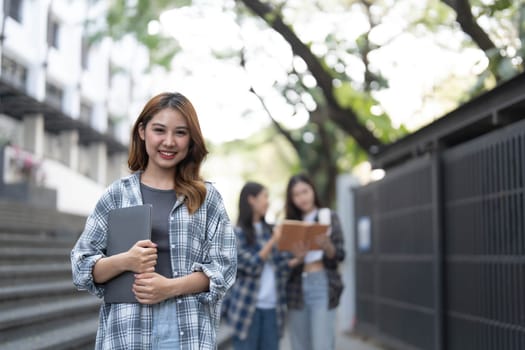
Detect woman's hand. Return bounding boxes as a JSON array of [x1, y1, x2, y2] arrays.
[[288, 241, 308, 267], [126, 240, 158, 273], [133, 272, 209, 304], [315, 234, 336, 258], [271, 225, 283, 245], [92, 240, 157, 284], [133, 272, 172, 304]]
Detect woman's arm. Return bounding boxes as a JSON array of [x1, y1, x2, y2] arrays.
[[71, 187, 116, 297], [93, 239, 157, 283], [235, 228, 265, 276], [132, 271, 209, 304], [258, 224, 282, 260], [191, 185, 237, 305], [322, 211, 345, 267]]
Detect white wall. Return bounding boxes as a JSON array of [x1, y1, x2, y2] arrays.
[[41, 156, 105, 216], [336, 173, 361, 333]]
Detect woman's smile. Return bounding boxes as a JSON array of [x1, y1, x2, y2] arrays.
[[159, 150, 176, 160]]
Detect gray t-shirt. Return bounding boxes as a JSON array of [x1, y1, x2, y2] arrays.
[[140, 183, 177, 278]]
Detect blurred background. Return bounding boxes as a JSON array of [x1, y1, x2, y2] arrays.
[[0, 0, 524, 349]]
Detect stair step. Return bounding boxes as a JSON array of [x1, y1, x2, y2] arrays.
[[0, 263, 72, 286], [0, 263, 71, 278], [0, 280, 75, 300], [0, 247, 71, 263], [0, 232, 74, 248], [0, 295, 101, 331], [0, 314, 98, 350]]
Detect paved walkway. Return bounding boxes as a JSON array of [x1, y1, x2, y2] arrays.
[[221, 326, 385, 350], [279, 328, 384, 350], [220, 310, 385, 350]]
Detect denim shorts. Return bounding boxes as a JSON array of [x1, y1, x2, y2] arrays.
[[152, 298, 180, 350]]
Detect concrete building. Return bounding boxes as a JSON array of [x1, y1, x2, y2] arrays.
[[0, 0, 151, 215]]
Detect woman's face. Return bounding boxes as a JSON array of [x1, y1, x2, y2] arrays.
[[290, 181, 316, 214], [139, 108, 190, 172], [249, 188, 269, 221]]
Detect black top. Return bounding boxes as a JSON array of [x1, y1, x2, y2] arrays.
[[140, 183, 177, 278]]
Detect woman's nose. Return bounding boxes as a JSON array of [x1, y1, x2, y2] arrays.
[[164, 133, 176, 146]]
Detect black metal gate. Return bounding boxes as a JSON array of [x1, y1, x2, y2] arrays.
[[442, 119, 525, 350], [354, 78, 525, 350]]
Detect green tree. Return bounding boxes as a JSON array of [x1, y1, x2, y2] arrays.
[[93, 0, 523, 204], [440, 0, 523, 83]]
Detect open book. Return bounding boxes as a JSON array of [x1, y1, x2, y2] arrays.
[[277, 220, 329, 252]]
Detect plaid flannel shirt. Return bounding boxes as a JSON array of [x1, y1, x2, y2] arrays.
[[71, 172, 237, 350], [222, 223, 292, 340], [286, 210, 345, 310]]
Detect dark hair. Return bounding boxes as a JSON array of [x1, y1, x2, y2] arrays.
[[128, 92, 209, 214], [284, 173, 322, 220], [237, 181, 267, 246]]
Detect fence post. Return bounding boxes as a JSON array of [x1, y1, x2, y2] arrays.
[[431, 141, 445, 350]]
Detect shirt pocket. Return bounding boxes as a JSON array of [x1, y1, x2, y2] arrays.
[[188, 215, 211, 262]]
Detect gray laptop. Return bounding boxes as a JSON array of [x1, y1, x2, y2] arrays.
[[104, 204, 152, 303]]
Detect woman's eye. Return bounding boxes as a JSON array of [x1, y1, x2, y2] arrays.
[[153, 128, 164, 133], [176, 130, 188, 136]]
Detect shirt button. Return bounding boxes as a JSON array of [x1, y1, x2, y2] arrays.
[[177, 299, 182, 304], [180, 331, 184, 336], [171, 244, 176, 249], [173, 272, 178, 276]]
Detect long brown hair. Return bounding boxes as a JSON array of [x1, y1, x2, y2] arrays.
[[128, 92, 209, 214], [237, 181, 269, 246]]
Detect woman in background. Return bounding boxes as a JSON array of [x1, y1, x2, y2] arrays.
[[284, 173, 345, 350], [223, 181, 292, 350]]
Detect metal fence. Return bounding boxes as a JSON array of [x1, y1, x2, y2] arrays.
[[354, 107, 525, 349]]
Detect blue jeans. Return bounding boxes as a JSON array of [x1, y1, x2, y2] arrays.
[[233, 308, 279, 350], [288, 270, 335, 350], [152, 298, 180, 350]]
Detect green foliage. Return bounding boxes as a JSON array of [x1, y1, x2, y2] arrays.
[[519, 4, 525, 59], [478, 0, 513, 16], [90, 0, 191, 70], [414, 0, 455, 31], [333, 82, 406, 143], [97, 0, 523, 197]]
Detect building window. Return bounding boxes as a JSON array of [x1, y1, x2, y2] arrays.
[[45, 82, 63, 110], [80, 37, 90, 70], [79, 101, 93, 124], [47, 18, 59, 49], [107, 116, 116, 136], [6, 0, 23, 23], [1, 55, 27, 90]]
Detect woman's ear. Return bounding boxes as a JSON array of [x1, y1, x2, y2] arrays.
[[138, 122, 145, 141]]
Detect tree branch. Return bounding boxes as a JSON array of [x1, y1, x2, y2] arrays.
[[237, 0, 382, 153], [442, 0, 496, 52], [239, 48, 300, 151]]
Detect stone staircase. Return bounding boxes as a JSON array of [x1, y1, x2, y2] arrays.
[[0, 200, 100, 349], [0, 200, 233, 349], [0, 231, 101, 350]]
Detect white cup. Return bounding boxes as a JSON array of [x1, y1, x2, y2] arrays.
[[318, 208, 331, 225]]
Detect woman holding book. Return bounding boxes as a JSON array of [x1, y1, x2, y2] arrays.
[[284, 173, 345, 350], [222, 181, 292, 350], [71, 92, 237, 350]]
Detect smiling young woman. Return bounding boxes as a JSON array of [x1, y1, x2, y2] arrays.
[[71, 92, 237, 350]]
